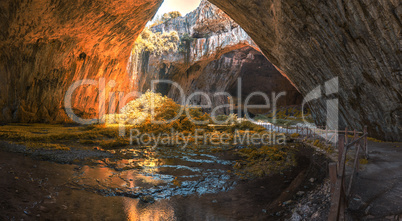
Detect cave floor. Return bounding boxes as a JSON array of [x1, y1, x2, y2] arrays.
[[0, 123, 400, 220], [347, 140, 402, 220], [0, 138, 327, 221]]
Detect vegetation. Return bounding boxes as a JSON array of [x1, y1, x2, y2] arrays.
[[306, 139, 334, 153], [0, 123, 125, 151], [0, 91, 299, 180], [162, 11, 182, 21], [130, 27, 179, 74], [133, 28, 179, 56], [213, 114, 237, 125], [254, 106, 314, 126], [26, 142, 71, 151], [359, 158, 369, 165], [291, 133, 300, 138], [367, 137, 385, 143], [178, 33, 194, 64], [0, 92, 283, 155], [150, 11, 182, 27], [107, 90, 211, 134], [233, 145, 297, 179]]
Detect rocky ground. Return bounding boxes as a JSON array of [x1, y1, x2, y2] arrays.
[[0, 136, 329, 220], [287, 179, 332, 221]]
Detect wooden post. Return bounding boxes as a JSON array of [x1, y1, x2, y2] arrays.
[[345, 127, 348, 144], [335, 129, 338, 147], [326, 126, 328, 143], [347, 143, 360, 197], [338, 135, 344, 164], [329, 136, 345, 221]]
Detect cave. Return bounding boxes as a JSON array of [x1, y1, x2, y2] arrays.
[[0, 0, 401, 220], [0, 0, 400, 141]]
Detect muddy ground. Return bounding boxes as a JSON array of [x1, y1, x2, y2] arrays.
[[0, 141, 329, 221]]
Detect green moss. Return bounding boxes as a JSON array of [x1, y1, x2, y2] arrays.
[[99, 138, 130, 149], [25, 142, 71, 151], [367, 137, 384, 143], [228, 121, 266, 133], [359, 158, 369, 164], [256, 106, 314, 126], [234, 145, 297, 179], [291, 133, 300, 138]]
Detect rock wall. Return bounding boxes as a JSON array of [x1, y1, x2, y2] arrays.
[[0, 0, 400, 140], [0, 0, 162, 123], [209, 0, 401, 141], [134, 0, 302, 115]]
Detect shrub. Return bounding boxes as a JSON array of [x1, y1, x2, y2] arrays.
[[109, 91, 210, 134]]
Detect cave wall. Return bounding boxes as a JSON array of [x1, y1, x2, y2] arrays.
[[209, 0, 401, 141], [0, 0, 162, 123], [0, 0, 400, 140], [167, 47, 303, 116]]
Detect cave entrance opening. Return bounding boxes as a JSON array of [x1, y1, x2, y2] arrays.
[[128, 0, 304, 121]]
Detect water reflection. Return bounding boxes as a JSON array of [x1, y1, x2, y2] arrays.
[[70, 146, 235, 213], [123, 198, 175, 221]]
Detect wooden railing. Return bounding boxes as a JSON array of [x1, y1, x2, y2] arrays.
[[328, 126, 368, 221], [255, 121, 369, 220], [255, 122, 364, 147]]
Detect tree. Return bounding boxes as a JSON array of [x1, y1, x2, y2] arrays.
[[133, 28, 179, 55], [167, 11, 182, 19], [179, 33, 194, 64]]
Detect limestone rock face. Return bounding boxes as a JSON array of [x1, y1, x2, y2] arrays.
[[0, 0, 162, 123], [209, 0, 401, 141], [167, 47, 303, 116], [0, 0, 400, 141], [134, 0, 302, 115]]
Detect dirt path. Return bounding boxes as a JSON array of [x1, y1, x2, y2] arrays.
[[347, 141, 402, 220]]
